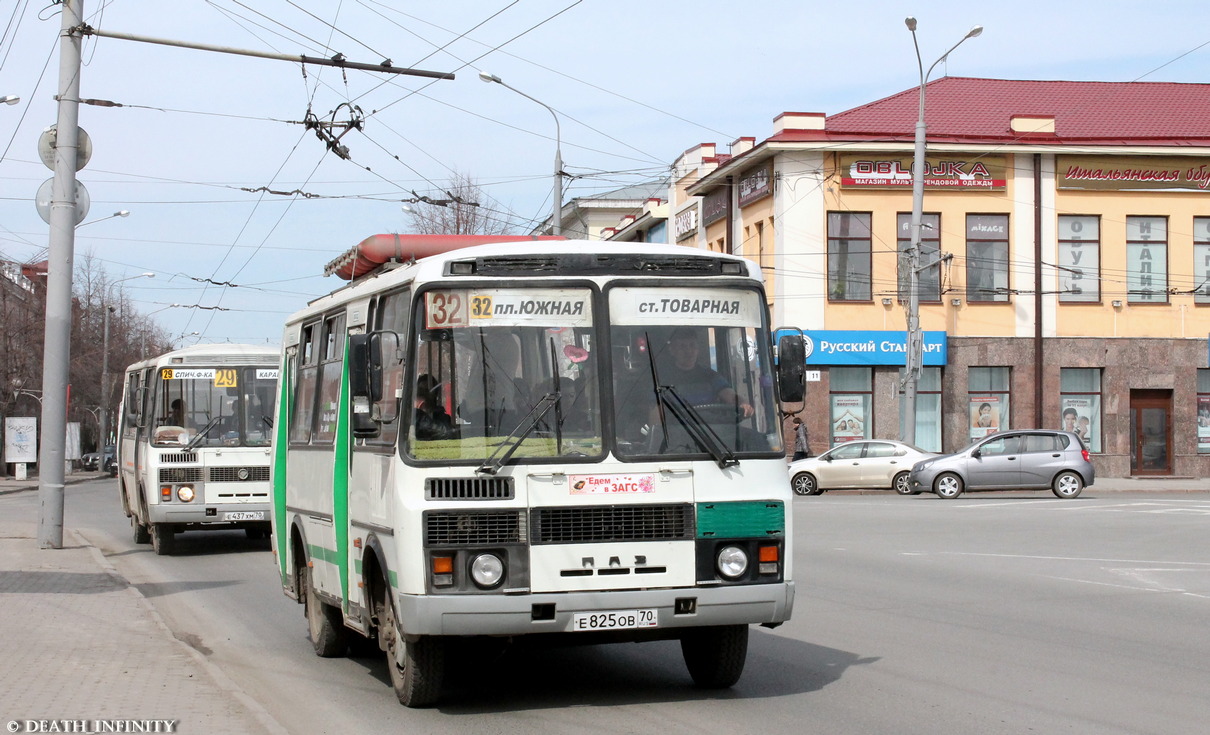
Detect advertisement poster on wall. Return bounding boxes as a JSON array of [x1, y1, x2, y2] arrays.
[[968, 396, 1002, 439], [1061, 396, 1100, 452], [1197, 396, 1210, 451], [4, 416, 37, 463], [831, 396, 866, 444]]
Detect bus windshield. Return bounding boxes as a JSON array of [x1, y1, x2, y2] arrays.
[[152, 366, 278, 448], [609, 286, 781, 459], [406, 287, 602, 462]]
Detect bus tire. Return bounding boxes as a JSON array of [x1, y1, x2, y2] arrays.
[[381, 597, 443, 707], [150, 523, 175, 555], [680, 624, 748, 689], [302, 563, 348, 657]]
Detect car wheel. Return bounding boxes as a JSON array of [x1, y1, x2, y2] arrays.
[[893, 472, 912, 495], [791, 472, 817, 496], [934, 473, 964, 499], [1052, 470, 1084, 499]]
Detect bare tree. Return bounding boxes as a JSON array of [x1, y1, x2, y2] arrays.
[[403, 170, 517, 236]]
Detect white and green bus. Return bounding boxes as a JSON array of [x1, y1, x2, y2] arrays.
[[273, 234, 806, 707], [118, 344, 279, 555]]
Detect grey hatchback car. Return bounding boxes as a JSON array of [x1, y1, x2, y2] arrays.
[[908, 430, 1095, 499]]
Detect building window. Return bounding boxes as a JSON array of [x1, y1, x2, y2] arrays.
[[1194, 217, 1210, 304], [968, 367, 1010, 440], [830, 367, 871, 445], [966, 214, 1009, 302], [827, 212, 872, 301], [897, 213, 941, 303], [1057, 215, 1100, 302], [899, 366, 942, 452], [1198, 370, 1210, 454], [1060, 368, 1101, 453], [1126, 216, 1168, 303]]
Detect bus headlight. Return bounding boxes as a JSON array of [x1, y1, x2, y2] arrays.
[[177, 486, 195, 502], [716, 545, 749, 579], [469, 553, 504, 589]]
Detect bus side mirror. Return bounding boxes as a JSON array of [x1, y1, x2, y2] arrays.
[[348, 334, 381, 438], [776, 334, 806, 403]]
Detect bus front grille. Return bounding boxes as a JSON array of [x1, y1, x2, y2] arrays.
[[426, 477, 514, 500], [209, 466, 270, 482], [160, 453, 198, 464], [424, 510, 527, 547], [159, 467, 203, 483], [531, 504, 695, 545]]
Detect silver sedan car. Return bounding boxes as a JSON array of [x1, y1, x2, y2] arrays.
[[789, 439, 936, 496], [908, 429, 1095, 499]]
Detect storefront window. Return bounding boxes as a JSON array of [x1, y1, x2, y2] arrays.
[[897, 213, 941, 303], [1057, 215, 1100, 302], [827, 212, 872, 302], [968, 367, 1010, 440], [1197, 370, 1210, 454], [1194, 218, 1210, 304], [1060, 368, 1101, 453], [966, 215, 1009, 302], [830, 367, 871, 445], [898, 367, 942, 452], [1126, 216, 1168, 303]]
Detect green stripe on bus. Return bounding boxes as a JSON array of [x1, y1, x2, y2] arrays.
[[273, 355, 291, 586], [695, 500, 785, 538], [333, 339, 352, 614], [308, 544, 341, 564]]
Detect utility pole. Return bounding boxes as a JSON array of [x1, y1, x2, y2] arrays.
[[38, 0, 84, 549], [902, 18, 982, 446]]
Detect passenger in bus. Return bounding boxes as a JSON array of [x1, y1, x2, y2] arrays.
[[661, 328, 754, 417], [414, 374, 454, 440]]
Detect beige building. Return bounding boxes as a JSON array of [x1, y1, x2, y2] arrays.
[[676, 77, 1210, 478]]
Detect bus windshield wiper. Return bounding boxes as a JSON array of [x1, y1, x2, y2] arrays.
[[477, 392, 560, 475], [643, 331, 737, 469], [184, 417, 223, 451], [655, 386, 739, 469]]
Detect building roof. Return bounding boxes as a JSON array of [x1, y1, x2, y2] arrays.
[[780, 77, 1210, 146]]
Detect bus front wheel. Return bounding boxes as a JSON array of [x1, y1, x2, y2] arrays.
[[150, 524, 174, 555], [131, 515, 150, 545], [680, 624, 748, 688], [380, 597, 443, 707]]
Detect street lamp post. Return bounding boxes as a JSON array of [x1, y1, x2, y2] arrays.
[[99, 272, 154, 452], [902, 17, 982, 446], [478, 71, 563, 236]]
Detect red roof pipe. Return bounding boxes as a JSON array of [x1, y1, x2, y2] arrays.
[[324, 234, 566, 280]]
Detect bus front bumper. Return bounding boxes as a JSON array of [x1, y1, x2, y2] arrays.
[[395, 581, 795, 637], [148, 502, 271, 526]]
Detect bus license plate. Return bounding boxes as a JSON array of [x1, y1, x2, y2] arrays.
[[223, 511, 264, 521], [572, 609, 657, 632]]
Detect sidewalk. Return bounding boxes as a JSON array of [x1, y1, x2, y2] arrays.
[[0, 474, 283, 734]]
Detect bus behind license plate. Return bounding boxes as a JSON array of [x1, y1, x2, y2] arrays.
[[224, 511, 264, 521], [572, 609, 658, 632]]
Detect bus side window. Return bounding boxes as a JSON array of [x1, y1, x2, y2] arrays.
[[369, 289, 409, 447], [312, 313, 347, 444], [290, 320, 320, 444]]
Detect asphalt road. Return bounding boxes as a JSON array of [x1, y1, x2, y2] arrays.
[[18, 479, 1210, 734]]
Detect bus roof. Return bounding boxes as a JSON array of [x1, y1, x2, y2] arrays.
[[123, 343, 279, 373], [297, 237, 761, 321]]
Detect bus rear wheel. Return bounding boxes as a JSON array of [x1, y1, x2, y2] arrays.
[[302, 562, 348, 657], [680, 624, 748, 688], [380, 597, 443, 707]]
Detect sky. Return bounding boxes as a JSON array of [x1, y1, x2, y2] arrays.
[[1, 0, 1207, 348]]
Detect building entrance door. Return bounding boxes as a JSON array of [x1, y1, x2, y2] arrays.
[[1129, 390, 1172, 475]]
